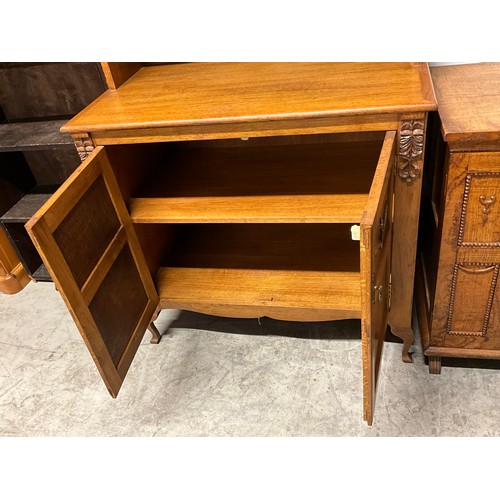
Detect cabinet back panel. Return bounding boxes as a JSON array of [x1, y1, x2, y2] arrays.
[[23, 148, 80, 186], [0, 152, 36, 215], [0, 63, 106, 120], [162, 223, 361, 273]]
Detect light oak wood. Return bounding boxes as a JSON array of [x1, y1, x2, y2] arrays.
[[0, 228, 30, 294], [430, 63, 500, 150], [418, 63, 500, 373], [26, 147, 159, 397], [157, 267, 362, 320], [130, 195, 368, 224], [62, 63, 435, 134], [388, 113, 428, 361], [29, 63, 436, 422], [90, 114, 400, 145], [360, 131, 395, 425], [128, 139, 381, 224], [100, 63, 143, 90]]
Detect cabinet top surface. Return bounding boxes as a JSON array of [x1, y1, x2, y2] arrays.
[[431, 63, 500, 145], [61, 62, 436, 134]]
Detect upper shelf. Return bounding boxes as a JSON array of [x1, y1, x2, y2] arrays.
[[61, 62, 437, 135], [128, 138, 382, 224], [0, 120, 73, 152]]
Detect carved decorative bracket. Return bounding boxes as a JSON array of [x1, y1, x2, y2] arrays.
[[398, 118, 425, 184], [73, 133, 95, 161]]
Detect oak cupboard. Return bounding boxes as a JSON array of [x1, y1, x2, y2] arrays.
[[25, 63, 437, 424], [0, 62, 107, 294], [416, 63, 500, 373]]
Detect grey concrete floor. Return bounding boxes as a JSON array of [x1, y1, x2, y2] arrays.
[[1, 281, 500, 436]]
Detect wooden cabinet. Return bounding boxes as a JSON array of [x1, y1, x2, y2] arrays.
[[416, 63, 500, 373], [25, 63, 436, 424], [0, 63, 107, 293]]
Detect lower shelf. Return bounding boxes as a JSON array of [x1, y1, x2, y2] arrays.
[[155, 224, 361, 321], [157, 267, 361, 321], [32, 264, 51, 282]]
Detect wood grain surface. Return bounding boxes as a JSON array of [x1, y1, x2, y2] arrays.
[[61, 63, 436, 134], [431, 63, 500, 149]]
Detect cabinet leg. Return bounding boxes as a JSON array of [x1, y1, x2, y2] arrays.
[[390, 326, 413, 363], [428, 356, 442, 374], [148, 310, 162, 344]]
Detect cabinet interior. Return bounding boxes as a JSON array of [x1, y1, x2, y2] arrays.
[[108, 131, 386, 318]]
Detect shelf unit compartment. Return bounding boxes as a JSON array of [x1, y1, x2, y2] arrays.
[[0, 119, 74, 152], [155, 223, 362, 320], [0, 63, 106, 121], [128, 133, 386, 224], [0, 147, 80, 281]]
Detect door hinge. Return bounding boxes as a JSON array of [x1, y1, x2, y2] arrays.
[[388, 274, 392, 310], [372, 274, 383, 304]]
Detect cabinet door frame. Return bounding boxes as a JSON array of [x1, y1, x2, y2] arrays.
[[26, 146, 159, 397], [361, 131, 396, 425]]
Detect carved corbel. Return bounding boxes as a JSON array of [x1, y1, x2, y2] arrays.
[[398, 116, 425, 184], [73, 133, 95, 161]]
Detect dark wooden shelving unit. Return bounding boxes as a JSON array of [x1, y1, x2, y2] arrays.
[[0, 62, 107, 289]]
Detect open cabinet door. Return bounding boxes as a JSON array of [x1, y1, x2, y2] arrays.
[[360, 131, 396, 425], [26, 147, 159, 397]]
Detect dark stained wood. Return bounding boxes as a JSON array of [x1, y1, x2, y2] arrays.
[[1, 194, 52, 223], [0, 62, 107, 121], [0, 120, 73, 152], [1, 222, 42, 277], [0, 152, 37, 216], [0, 62, 108, 293], [32, 263, 51, 282]]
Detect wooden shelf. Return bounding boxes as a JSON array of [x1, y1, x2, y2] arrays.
[[156, 224, 362, 319], [32, 264, 51, 282], [1, 192, 54, 223], [0, 120, 73, 152], [129, 140, 382, 224], [61, 63, 436, 134]]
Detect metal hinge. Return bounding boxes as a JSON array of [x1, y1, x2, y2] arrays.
[[388, 274, 392, 310], [372, 274, 383, 304]]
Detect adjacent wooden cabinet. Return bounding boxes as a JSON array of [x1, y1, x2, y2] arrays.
[[25, 63, 437, 424], [416, 63, 500, 373], [0, 62, 107, 293]]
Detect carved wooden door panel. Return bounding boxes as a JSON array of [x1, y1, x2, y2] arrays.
[[360, 131, 396, 425], [26, 147, 159, 397], [434, 152, 500, 351]]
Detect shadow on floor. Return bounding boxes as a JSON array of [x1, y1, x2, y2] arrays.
[[164, 310, 405, 345]]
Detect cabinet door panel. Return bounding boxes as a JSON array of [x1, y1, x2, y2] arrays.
[[26, 147, 159, 397], [361, 131, 396, 425]]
